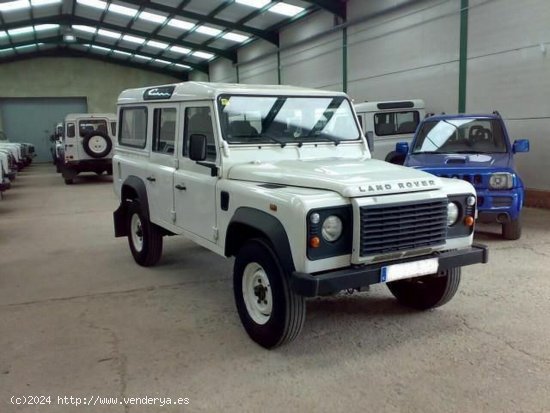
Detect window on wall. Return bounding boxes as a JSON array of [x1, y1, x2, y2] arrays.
[[183, 106, 216, 162], [152, 108, 177, 155], [374, 111, 420, 136], [67, 123, 75, 138], [119, 107, 148, 148]]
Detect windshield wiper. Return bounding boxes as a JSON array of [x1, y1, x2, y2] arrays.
[[297, 134, 341, 146], [231, 134, 287, 148]]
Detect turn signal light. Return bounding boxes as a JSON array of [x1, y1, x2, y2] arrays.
[[310, 236, 321, 248], [464, 216, 474, 226]]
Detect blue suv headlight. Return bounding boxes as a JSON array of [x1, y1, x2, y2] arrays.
[[489, 173, 513, 190]]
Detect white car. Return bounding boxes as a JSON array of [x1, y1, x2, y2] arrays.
[[355, 99, 425, 164], [112, 82, 487, 348], [61, 113, 117, 184]]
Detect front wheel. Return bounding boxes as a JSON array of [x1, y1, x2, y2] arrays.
[[502, 215, 522, 240], [127, 201, 163, 266], [387, 268, 461, 310], [234, 239, 306, 349]]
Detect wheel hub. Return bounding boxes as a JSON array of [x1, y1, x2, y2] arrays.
[[130, 213, 144, 252]]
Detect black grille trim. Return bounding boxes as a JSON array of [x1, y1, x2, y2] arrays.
[[359, 199, 447, 256]]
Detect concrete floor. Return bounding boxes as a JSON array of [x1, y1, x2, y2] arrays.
[[1, 164, 549, 413]]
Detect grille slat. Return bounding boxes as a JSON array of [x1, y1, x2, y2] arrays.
[[359, 199, 447, 256]]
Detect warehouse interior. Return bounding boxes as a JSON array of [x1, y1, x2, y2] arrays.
[[1, 0, 549, 412]]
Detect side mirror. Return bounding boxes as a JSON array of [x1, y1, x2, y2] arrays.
[[395, 142, 409, 154], [189, 134, 207, 161], [365, 131, 374, 152], [513, 139, 529, 153]]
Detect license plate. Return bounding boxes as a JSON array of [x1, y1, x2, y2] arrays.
[[380, 258, 439, 283]]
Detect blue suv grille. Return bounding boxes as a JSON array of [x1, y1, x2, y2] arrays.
[[359, 199, 448, 256]]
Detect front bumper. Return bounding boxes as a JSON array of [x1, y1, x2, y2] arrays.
[[291, 244, 488, 297], [476, 188, 521, 222]]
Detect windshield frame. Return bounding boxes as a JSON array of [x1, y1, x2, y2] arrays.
[[412, 117, 509, 155], [216, 93, 363, 146]]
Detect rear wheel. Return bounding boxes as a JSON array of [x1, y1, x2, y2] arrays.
[[502, 215, 522, 240], [234, 239, 306, 349], [387, 268, 461, 310], [127, 201, 163, 266]]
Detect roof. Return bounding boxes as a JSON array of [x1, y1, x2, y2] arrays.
[[0, 1, 347, 79], [354, 99, 425, 112], [118, 81, 349, 103], [65, 113, 117, 121]]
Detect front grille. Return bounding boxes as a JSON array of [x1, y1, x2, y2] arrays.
[[359, 199, 447, 256], [492, 196, 512, 207]]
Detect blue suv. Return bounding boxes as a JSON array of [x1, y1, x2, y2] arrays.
[[397, 112, 529, 240]]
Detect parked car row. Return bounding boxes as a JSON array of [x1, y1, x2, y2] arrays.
[[0, 132, 36, 197], [53, 113, 117, 184]]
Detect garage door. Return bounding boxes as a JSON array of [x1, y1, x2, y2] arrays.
[[0, 97, 88, 162]]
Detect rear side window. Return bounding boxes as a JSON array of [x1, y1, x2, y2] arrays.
[[119, 107, 148, 148], [374, 111, 419, 136], [152, 108, 177, 154], [67, 123, 75, 138]]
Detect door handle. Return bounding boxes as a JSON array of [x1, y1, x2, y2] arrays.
[[175, 184, 186, 191], [146, 176, 156, 182]]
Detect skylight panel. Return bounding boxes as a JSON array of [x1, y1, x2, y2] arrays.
[[122, 34, 145, 44], [113, 49, 131, 56], [146, 40, 168, 49], [268, 2, 304, 16], [14, 43, 36, 50], [154, 59, 171, 65], [139, 11, 166, 24], [97, 29, 121, 39], [192, 51, 214, 60], [170, 45, 190, 55], [0, 48, 14, 54], [72, 25, 96, 34], [195, 26, 222, 37], [108, 3, 138, 17], [223, 32, 249, 43], [31, 0, 62, 6], [34, 24, 59, 31], [90, 44, 111, 52], [235, 0, 270, 8], [133, 54, 151, 61], [167, 18, 195, 31], [0, 31, 7, 38], [76, 0, 107, 10], [8, 26, 34, 36], [0, 0, 31, 12], [174, 63, 191, 70]]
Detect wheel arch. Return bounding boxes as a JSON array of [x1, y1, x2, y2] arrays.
[[225, 207, 295, 274], [113, 175, 150, 237]]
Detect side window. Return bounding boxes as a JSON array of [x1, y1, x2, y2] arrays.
[[152, 108, 177, 155], [183, 107, 216, 162], [374, 111, 419, 136], [67, 123, 75, 138], [119, 107, 148, 148], [110, 122, 117, 136], [79, 119, 108, 137]]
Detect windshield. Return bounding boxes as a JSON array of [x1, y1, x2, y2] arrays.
[[218, 95, 361, 145], [412, 118, 507, 154]]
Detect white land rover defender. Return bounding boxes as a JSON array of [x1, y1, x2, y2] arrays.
[[113, 83, 488, 349], [62, 113, 117, 184], [355, 100, 425, 164]]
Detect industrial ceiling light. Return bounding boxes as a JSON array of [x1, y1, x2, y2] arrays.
[[0, 31, 7, 38], [14, 43, 37, 50], [35, 24, 59, 31], [195, 26, 222, 37], [170, 45, 191, 55], [76, 0, 107, 10], [72, 25, 96, 34], [223, 32, 249, 43], [7, 26, 35, 36], [133, 54, 151, 61], [113, 49, 131, 56], [63, 31, 77, 42], [167, 18, 195, 31], [0, 0, 30, 12], [192, 51, 214, 60], [97, 28, 121, 39], [89, 44, 111, 52], [108, 3, 138, 17], [268, 2, 304, 16], [146, 40, 168, 49], [174, 63, 191, 70], [154, 59, 171, 65], [122, 34, 145, 44], [235, 0, 271, 8], [139, 11, 166, 24], [31, 0, 62, 5]]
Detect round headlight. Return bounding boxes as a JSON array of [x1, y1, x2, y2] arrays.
[[447, 202, 460, 226], [466, 195, 476, 206], [321, 215, 343, 242]]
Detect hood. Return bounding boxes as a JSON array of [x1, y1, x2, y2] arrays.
[[406, 153, 511, 169], [228, 158, 442, 197]]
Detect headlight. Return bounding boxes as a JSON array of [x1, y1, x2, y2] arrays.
[[447, 202, 460, 226], [489, 173, 513, 189], [466, 195, 476, 206], [321, 215, 343, 242]]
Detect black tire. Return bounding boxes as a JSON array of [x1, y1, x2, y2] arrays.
[[385, 151, 406, 165], [82, 132, 112, 159], [55, 162, 61, 173], [127, 201, 163, 267], [95, 170, 104, 176], [502, 215, 522, 240], [64, 178, 73, 185], [387, 268, 461, 310], [233, 239, 306, 349]]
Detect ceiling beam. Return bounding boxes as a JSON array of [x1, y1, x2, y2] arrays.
[[120, 0, 279, 45], [300, 0, 346, 19], [1, 14, 236, 61], [0, 47, 189, 80]]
